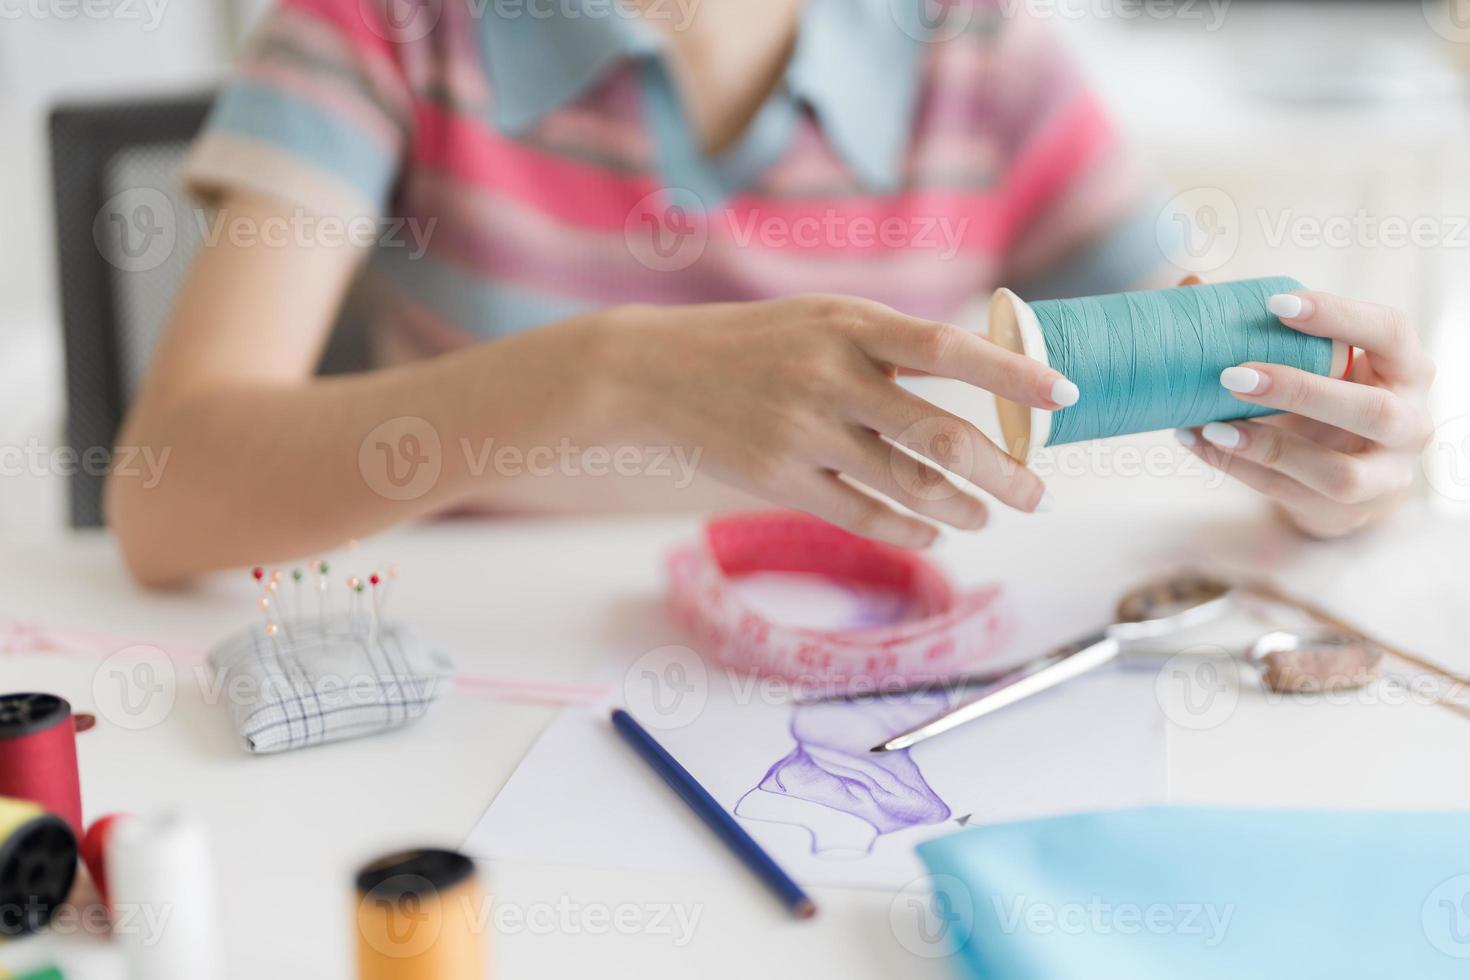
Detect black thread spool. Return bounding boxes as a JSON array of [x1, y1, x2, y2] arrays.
[[0, 795, 79, 939]]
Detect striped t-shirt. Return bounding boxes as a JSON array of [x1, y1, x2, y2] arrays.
[[184, 0, 1169, 358]]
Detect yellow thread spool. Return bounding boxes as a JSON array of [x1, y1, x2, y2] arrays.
[[355, 849, 488, 980], [0, 796, 77, 941]]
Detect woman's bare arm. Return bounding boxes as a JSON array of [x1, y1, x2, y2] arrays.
[[111, 192, 1077, 586], [107, 192, 625, 585]]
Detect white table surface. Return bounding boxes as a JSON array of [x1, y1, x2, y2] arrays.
[[4, 483, 1470, 978]]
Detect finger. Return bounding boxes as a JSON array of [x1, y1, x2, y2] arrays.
[[1217, 363, 1430, 447], [1254, 411, 1361, 451], [852, 308, 1078, 411], [1183, 439, 1328, 510], [821, 427, 990, 532], [1184, 442, 1378, 537], [1258, 412, 1373, 456], [793, 471, 940, 549], [1267, 291, 1432, 386], [847, 382, 1048, 512], [1191, 420, 1408, 504]]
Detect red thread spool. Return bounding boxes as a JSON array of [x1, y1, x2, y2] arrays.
[[0, 693, 84, 838], [82, 813, 132, 908]]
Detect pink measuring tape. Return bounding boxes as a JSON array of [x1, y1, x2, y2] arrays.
[[666, 511, 1014, 687]]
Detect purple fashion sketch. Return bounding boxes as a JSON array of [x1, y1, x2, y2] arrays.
[[735, 696, 952, 858]]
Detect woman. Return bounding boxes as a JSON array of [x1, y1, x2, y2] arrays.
[[107, 0, 1434, 584]]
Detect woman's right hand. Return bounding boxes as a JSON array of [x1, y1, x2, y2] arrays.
[[598, 295, 1078, 548]]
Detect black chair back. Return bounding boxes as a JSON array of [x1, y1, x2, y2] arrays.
[[50, 94, 369, 527]]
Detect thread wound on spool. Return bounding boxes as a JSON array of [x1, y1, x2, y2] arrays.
[[107, 812, 224, 980], [1031, 276, 1329, 446], [356, 848, 487, 980], [0, 693, 84, 838], [0, 797, 79, 939], [81, 813, 133, 909]]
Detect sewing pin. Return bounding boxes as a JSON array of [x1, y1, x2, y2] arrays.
[[257, 594, 282, 644], [265, 572, 288, 639], [357, 579, 369, 637], [347, 576, 361, 631], [316, 559, 331, 636], [381, 565, 398, 612], [251, 568, 279, 640], [369, 572, 382, 639]]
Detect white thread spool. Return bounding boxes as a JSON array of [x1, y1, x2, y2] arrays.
[[105, 812, 223, 980]]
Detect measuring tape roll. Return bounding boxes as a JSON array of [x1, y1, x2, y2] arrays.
[[666, 511, 1014, 688]]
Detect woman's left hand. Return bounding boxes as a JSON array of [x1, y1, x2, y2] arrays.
[[1175, 290, 1436, 538]]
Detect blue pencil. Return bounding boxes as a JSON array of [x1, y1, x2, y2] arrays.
[[609, 708, 817, 920]]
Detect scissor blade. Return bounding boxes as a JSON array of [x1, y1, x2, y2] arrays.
[[795, 665, 1019, 704], [869, 630, 1121, 752]]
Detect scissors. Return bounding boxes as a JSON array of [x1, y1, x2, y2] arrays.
[[871, 571, 1463, 752], [870, 573, 1241, 753]]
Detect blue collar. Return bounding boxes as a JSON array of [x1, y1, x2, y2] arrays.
[[477, 0, 927, 192]]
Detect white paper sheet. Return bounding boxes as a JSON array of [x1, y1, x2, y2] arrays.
[[465, 574, 1170, 891]]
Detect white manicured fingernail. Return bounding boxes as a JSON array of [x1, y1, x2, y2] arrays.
[[1174, 428, 1198, 447], [1220, 366, 1263, 394], [1034, 491, 1055, 513], [1050, 378, 1079, 408], [1201, 422, 1242, 449], [1267, 294, 1303, 319]]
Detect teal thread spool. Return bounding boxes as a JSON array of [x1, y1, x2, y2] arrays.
[[987, 277, 1350, 459]]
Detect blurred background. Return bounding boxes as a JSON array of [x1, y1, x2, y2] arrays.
[[4, 0, 1470, 542]]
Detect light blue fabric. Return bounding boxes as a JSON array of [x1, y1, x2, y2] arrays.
[[204, 81, 400, 208], [638, 57, 801, 206], [475, 0, 926, 194], [915, 805, 1470, 979], [374, 246, 593, 337]]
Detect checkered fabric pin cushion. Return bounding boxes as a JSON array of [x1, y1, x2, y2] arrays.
[[207, 617, 453, 755]]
